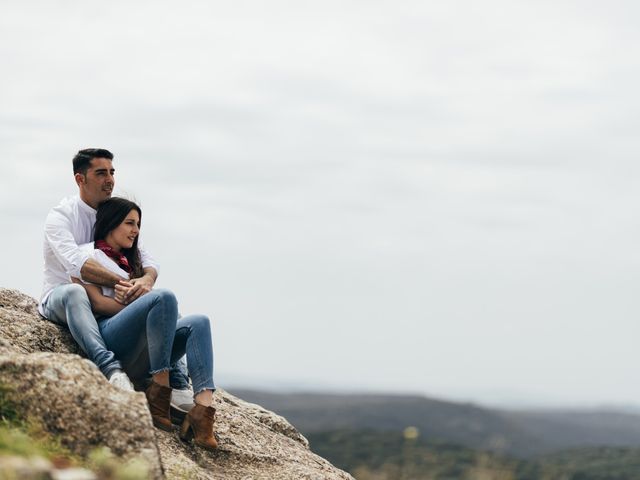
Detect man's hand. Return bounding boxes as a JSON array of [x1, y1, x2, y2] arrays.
[[128, 276, 154, 302], [114, 275, 155, 305]]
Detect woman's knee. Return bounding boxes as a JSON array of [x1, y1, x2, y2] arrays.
[[189, 314, 212, 334], [150, 288, 177, 307]]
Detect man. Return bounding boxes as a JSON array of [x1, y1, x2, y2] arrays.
[[39, 148, 194, 413]]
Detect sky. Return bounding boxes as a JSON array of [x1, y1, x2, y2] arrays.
[[1, 0, 640, 408]]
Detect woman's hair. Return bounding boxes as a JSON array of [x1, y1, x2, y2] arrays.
[[94, 197, 144, 278]]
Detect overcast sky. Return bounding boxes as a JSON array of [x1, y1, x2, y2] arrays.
[[2, 0, 640, 408]]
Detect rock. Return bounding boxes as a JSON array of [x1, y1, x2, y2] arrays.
[[0, 288, 82, 356], [0, 288, 354, 480], [157, 390, 352, 479], [0, 351, 164, 478]]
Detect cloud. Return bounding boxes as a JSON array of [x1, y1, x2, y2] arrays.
[[1, 0, 640, 406]]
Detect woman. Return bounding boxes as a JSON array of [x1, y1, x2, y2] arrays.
[[78, 197, 217, 451]]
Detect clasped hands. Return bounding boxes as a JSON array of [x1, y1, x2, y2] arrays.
[[114, 276, 154, 305]]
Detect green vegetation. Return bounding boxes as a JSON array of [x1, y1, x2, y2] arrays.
[[231, 389, 640, 460], [308, 429, 520, 480], [307, 429, 640, 480], [530, 448, 640, 480], [0, 382, 149, 479], [87, 447, 150, 480]]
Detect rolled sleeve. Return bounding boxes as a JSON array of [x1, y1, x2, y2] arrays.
[[44, 213, 91, 279]]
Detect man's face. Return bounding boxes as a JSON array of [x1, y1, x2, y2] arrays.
[[75, 157, 115, 209]]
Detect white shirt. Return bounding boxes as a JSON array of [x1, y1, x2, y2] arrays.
[[39, 195, 159, 314]]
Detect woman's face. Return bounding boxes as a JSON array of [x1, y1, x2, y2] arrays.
[[106, 209, 140, 251]]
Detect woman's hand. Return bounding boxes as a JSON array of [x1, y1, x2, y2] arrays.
[[114, 280, 134, 304], [115, 275, 153, 304]]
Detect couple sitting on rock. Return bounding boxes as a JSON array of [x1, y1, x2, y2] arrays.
[[38, 148, 217, 451]]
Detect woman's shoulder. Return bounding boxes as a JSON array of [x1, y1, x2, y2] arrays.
[[81, 244, 130, 278]]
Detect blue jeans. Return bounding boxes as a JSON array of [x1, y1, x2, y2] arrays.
[[42, 283, 123, 377], [170, 356, 191, 390], [43, 284, 192, 388], [98, 289, 215, 394]]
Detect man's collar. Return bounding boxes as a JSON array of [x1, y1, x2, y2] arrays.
[[77, 194, 97, 213]]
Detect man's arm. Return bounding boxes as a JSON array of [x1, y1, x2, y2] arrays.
[[142, 266, 158, 284], [80, 258, 127, 287], [45, 208, 127, 288], [45, 211, 93, 281]]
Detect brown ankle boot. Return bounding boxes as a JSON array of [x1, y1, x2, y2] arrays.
[[145, 381, 173, 432], [180, 403, 218, 450]]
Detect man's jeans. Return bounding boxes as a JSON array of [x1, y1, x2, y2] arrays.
[[42, 284, 191, 389], [171, 356, 190, 390], [98, 289, 215, 394], [43, 283, 122, 377]]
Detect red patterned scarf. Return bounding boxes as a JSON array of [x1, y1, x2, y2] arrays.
[[95, 240, 132, 274]]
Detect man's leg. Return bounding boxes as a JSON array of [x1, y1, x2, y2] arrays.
[[42, 283, 123, 378], [169, 355, 194, 414], [170, 356, 190, 390], [169, 312, 194, 412]]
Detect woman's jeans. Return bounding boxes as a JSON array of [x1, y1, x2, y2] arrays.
[[98, 288, 215, 394]]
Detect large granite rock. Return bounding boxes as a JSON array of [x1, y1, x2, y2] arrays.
[[0, 351, 164, 479], [0, 288, 354, 480]]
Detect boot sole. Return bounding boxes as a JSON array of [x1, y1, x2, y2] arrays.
[[194, 440, 218, 451], [152, 418, 174, 432], [179, 432, 218, 451]]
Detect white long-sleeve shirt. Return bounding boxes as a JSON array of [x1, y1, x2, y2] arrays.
[[39, 195, 159, 315]]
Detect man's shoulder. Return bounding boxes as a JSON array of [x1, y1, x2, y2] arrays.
[[46, 195, 80, 220], [51, 194, 80, 210]]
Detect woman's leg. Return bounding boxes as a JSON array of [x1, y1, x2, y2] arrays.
[[195, 389, 213, 407], [100, 289, 179, 431], [99, 289, 178, 383], [172, 314, 218, 449], [170, 314, 215, 405]]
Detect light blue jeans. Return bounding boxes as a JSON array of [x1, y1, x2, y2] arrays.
[[43, 284, 192, 389], [43, 283, 123, 377], [98, 289, 215, 394]]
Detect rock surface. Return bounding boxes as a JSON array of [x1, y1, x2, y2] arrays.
[[0, 351, 164, 478], [0, 288, 354, 480]]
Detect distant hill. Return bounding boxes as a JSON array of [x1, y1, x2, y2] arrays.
[[503, 409, 640, 455], [229, 389, 640, 458], [304, 430, 640, 480]]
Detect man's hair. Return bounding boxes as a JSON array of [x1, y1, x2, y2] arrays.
[[72, 148, 114, 175]]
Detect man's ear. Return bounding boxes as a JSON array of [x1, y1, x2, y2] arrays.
[[74, 172, 86, 187]]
